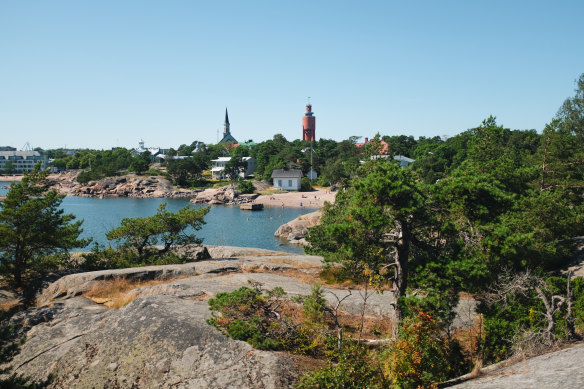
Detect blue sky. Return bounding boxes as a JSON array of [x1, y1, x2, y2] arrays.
[[1, 0, 582, 150]]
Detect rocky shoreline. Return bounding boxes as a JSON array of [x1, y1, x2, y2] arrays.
[[274, 211, 322, 246], [47, 173, 201, 199]]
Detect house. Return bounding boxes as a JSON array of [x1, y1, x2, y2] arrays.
[[0, 150, 47, 173], [271, 169, 302, 191], [355, 137, 389, 155], [393, 155, 415, 167], [211, 157, 232, 180], [132, 140, 163, 161], [307, 168, 318, 180], [211, 156, 257, 180], [241, 157, 257, 178]]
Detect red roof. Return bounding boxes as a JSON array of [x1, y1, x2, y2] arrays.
[[355, 137, 389, 155]]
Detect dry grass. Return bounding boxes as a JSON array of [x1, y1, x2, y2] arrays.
[[274, 299, 391, 342], [82, 276, 190, 309], [0, 299, 21, 313], [267, 258, 322, 269]]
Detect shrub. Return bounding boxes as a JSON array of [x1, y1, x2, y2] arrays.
[[380, 309, 469, 388], [207, 283, 324, 356], [301, 177, 312, 192], [303, 284, 327, 323], [237, 180, 255, 194], [296, 343, 385, 389]]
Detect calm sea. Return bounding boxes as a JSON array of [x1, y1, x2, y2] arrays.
[[0, 183, 313, 254]]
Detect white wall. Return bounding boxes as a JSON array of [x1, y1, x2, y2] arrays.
[[273, 177, 301, 191]]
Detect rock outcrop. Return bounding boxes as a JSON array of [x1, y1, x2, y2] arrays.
[[274, 211, 322, 245], [48, 173, 201, 199], [2, 246, 479, 388], [449, 342, 584, 388], [191, 185, 259, 205]]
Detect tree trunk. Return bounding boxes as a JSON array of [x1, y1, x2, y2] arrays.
[[566, 271, 577, 340], [391, 219, 410, 339]]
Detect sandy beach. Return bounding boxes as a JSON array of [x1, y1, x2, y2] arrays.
[[253, 188, 336, 208], [0, 176, 23, 182]]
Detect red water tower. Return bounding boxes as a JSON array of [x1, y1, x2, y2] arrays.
[[302, 104, 316, 141]]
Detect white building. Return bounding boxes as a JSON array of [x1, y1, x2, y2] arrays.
[[271, 169, 302, 191], [0, 150, 47, 173], [211, 157, 232, 180], [132, 140, 163, 161], [241, 157, 257, 178], [211, 156, 257, 180]]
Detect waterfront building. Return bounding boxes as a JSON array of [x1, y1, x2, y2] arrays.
[[211, 156, 257, 180], [0, 150, 47, 173], [271, 169, 302, 191]]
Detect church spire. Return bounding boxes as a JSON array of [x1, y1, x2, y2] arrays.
[[224, 108, 230, 135]]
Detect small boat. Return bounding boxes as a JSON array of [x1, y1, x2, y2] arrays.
[[240, 203, 264, 211]]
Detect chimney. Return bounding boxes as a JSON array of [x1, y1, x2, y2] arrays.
[[365, 137, 369, 143]]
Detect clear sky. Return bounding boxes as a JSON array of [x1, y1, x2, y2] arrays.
[[1, 0, 582, 150]]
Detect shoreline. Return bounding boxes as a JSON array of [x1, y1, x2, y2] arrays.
[[0, 176, 23, 182], [252, 188, 335, 209], [1, 171, 337, 209]]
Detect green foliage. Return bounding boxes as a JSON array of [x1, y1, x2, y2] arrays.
[[1, 161, 15, 175], [296, 343, 386, 389], [57, 148, 133, 183], [0, 165, 90, 288], [237, 180, 255, 194], [106, 202, 209, 259], [166, 154, 208, 187], [303, 284, 327, 323], [300, 177, 312, 192], [479, 275, 584, 363], [80, 244, 188, 271], [207, 284, 326, 356], [381, 310, 469, 388], [208, 286, 285, 350], [224, 157, 247, 181], [129, 154, 150, 175]]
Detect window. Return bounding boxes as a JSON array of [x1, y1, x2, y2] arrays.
[[278, 180, 282, 187], [288, 180, 292, 187]]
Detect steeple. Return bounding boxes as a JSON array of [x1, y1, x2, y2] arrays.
[[219, 107, 238, 144], [224, 108, 230, 135]]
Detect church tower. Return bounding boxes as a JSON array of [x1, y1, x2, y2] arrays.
[[219, 108, 238, 143], [302, 104, 316, 142]]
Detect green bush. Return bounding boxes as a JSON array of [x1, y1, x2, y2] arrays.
[[296, 343, 385, 389], [80, 244, 188, 271], [237, 180, 255, 194], [380, 309, 469, 388], [301, 177, 312, 192], [303, 284, 327, 323], [207, 284, 324, 356]]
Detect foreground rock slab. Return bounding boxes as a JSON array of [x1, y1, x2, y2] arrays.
[[4, 246, 477, 388], [7, 296, 296, 388], [450, 342, 584, 388]]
